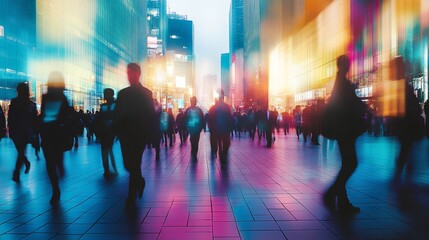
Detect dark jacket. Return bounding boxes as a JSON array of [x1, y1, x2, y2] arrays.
[[211, 101, 233, 134], [96, 101, 116, 142], [185, 106, 204, 135], [40, 91, 72, 146], [8, 97, 38, 143], [114, 84, 155, 142], [396, 84, 423, 140], [330, 75, 368, 139]]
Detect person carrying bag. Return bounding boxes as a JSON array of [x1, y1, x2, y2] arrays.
[[322, 55, 368, 215]]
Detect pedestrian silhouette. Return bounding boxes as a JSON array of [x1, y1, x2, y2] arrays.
[[323, 55, 368, 215], [114, 63, 155, 210], [71, 109, 81, 149], [0, 105, 5, 141], [389, 56, 423, 184], [302, 103, 312, 143], [96, 88, 118, 178], [247, 108, 257, 140], [176, 109, 188, 144], [293, 105, 303, 139], [160, 108, 174, 147], [267, 106, 277, 147], [211, 90, 233, 162], [152, 99, 162, 160], [184, 96, 204, 159], [40, 71, 74, 206], [208, 101, 218, 157], [424, 99, 429, 138], [8, 82, 38, 183]]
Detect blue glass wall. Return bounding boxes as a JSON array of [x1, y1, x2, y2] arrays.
[[1, 0, 146, 111], [0, 0, 36, 105]]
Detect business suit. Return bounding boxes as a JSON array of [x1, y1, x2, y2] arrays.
[[266, 110, 277, 147], [115, 83, 155, 207], [40, 91, 72, 205], [211, 100, 233, 161]]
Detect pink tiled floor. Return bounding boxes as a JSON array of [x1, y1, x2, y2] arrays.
[[1, 131, 429, 239]]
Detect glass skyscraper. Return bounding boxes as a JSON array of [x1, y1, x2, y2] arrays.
[[0, 0, 147, 111], [147, 0, 167, 57], [0, 0, 36, 108], [165, 15, 194, 110]]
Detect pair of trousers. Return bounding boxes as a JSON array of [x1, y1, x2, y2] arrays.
[[217, 133, 230, 160], [190, 133, 200, 156], [12, 139, 29, 177], [42, 142, 64, 193], [119, 138, 146, 202], [328, 138, 357, 198]]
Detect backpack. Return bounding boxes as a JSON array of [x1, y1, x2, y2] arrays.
[[187, 108, 201, 133], [160, 112, 168, 132]]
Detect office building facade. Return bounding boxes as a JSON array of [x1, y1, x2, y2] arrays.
[[1, 0, 147, 111], [164, 15, 195, 110]]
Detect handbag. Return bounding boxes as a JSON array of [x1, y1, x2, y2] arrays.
[[320, 102, 340, 140], [321, 98, 368, 140]]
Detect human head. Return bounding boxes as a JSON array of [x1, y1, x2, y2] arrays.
[[127, 63, 141, 86], [190, 96, 197, 107], [103, 88, 114, 102], [47, 71, 65, 92], [337, 55, 350, 74], [16, 82, 30, 99]]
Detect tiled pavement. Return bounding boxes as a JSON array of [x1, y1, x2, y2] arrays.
[[1, 131, 429, 239]]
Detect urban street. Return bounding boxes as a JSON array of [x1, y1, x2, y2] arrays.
[[0, 133, 428, 239]]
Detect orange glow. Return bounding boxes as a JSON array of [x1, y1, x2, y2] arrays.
[[268, 0, 350, 109]]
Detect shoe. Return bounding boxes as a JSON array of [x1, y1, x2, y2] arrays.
[[323, 192, 336, 212], [338, 202, 360, 215], [12, 175, 20, 183], [138, 177, 146, 199], [24, 162, 31, 174], [125, 200, 137, 211], [50, 189, 61, 206], [337, 195, 360, 215], [103, 172, 112, 179]]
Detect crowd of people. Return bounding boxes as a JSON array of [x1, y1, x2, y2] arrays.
[[0, 55, 427, 215]]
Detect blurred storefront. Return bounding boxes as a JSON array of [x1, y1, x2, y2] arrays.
[[266, 0, 429, 111]]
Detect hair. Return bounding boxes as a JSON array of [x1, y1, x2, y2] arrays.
[[47, 71, 65, 91], [17, 82, 30, 99], [127, 63, 141, 74], [103, 88, 114, 100]]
